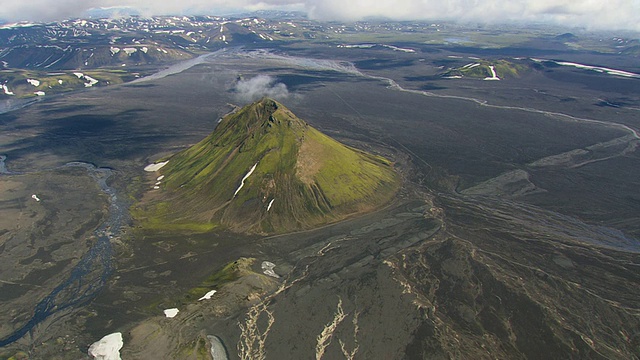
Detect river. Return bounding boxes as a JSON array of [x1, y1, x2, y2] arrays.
[[0, 97, 42, 115], [0, 51, 226, 346], [0, 161, 125, 347]]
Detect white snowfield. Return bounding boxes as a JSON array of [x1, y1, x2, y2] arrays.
[[338, 44, 375, 49], [144, 161, 169, 172], [384, 44, 416, 53], [532, 58, 640, 79], [484, 65, 500, 80], [261, 261, 280, 278], [73, 72, 99, 87], [233, 163, 258, 197], [198, 290, 217, 301], [164, 308, 179, 318], [0, 22, 38, 30], [2, 84, 14, 95], [338, 43, 416, 53], [556, 61, 640, 78], [88, 332, 123, 360], [461, 63, 480, 69], [83, 75, 99, 87]]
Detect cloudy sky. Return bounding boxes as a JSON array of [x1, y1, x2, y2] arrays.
[[1, 0, 639, 32]]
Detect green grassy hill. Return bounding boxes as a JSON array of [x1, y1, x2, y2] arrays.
[[134, 98, 400, 234], [442, 59, 529, 79], [0, 69, 132, 98]]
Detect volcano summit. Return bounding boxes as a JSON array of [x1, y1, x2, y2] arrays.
[[136, 98, 400, 234]]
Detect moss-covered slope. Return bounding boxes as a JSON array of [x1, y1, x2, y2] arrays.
[[136, 98, 399, 234], [442, 59, 529, 79]]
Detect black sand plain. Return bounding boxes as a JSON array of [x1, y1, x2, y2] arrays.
[[1, 43, 639, 358]]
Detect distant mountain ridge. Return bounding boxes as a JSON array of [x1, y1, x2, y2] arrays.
[[135, 98, 400, 234]]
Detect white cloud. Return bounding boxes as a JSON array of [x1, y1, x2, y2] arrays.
[[305, 0, 640, 31], [233, 75, 289, 103], [0, 0, 638, 32]]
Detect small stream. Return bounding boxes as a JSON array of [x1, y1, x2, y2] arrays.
[[0, 97, 41, 115], [0, 52, 221, 347], [0, 159, 125, 347]]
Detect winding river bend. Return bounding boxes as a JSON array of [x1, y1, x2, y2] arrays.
[[0, 52, 222, 347], [0, 159, 125, 347], [1, 48, 637, 348]]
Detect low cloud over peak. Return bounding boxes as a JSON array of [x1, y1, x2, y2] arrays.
[[233, 75, 289, 103]]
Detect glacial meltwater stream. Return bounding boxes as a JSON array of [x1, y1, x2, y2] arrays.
[[0, 158, 125, 347]]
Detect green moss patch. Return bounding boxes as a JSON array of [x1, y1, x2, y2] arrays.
[[134, 98, 400, 234]]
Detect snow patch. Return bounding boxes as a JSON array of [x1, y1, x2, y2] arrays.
[[83, 75, 99, 87], [338, 43, 375, 49], [0, 22, 37, 30], [164, 308, 179, 318], [554, 60, 640, 79], [337, 43, 415, 53], [26, 79, 40, 87], [383, 44, 416, 53], [144, 161, 169, 172], [198, 290, 217, 301], [88, 332, 123, 360], [31, 194, 41, 202], [266, 198, 275, 211], [2, 84, 14, 95], [58, 79, 63, 84], [157, 175, 165, 181], [141, 47, 148, 53], [261, 261, 280, 278], [110, 47, 120, 55], [123, 47, 137, 55], [34, 91, 46, 96], [233, 163, 258, 197], [483, 65, 500, 80]]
